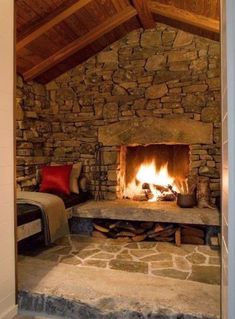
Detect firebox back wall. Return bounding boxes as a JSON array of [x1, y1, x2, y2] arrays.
[[16, 23, 221, 203]]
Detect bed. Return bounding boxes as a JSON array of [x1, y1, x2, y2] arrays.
[[17, 191, 90, 242]]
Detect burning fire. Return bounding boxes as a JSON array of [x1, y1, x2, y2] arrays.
[[125, 160, 178, 202]]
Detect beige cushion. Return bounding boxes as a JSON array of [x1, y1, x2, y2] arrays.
[[70, 163, 82, 194]]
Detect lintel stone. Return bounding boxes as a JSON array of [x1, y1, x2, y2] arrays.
[[98, 118, 213, 146]]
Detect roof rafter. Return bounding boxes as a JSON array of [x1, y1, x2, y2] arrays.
[[16, 0, 92, 51], [23, 6, 137, 81], [131, 0, 155, 29], [149, 1, 219, 34]]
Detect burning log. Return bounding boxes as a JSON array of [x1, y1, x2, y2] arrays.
[[133, 194, 148, 201], [157, 193, 176, 201], [141, 183, 177, 202]]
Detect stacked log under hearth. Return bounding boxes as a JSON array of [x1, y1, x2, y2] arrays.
[[92, 220, 206, 246]]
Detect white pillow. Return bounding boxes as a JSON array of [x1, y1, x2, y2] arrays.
[[70, 163, 82, 194]]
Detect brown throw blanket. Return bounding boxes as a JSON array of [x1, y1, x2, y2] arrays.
[[17, 191, 69, 245]]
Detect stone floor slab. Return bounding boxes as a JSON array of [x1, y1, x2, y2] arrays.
[[20, 235, 220, 285], [18, 257, 220, 319]]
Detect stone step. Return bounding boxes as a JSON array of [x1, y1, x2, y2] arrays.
[[18, 258, 220, 319]]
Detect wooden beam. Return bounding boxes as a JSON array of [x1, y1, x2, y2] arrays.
[[16, 0, 92, 51], [131, 0, 155, 29], [23, 7, 137, 81], [149, 1, 219, 34]]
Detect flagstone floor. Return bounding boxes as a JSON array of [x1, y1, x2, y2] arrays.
[[19, 234, 220, 285], [18, 235, 221, 318]]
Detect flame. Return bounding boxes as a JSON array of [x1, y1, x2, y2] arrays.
[[136, 161, 173, 186], [125, 160, 177, 202]]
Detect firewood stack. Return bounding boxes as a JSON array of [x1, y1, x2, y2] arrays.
[[92, 219, 206, 246]]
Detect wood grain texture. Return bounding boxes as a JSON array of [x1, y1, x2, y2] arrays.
[[152, 0, 220, 20], [23, 6, 137, 81], [16, 0, 69, 34], [131, 0, 155, 29], [17, 0, 92, 51], [150, 1, 219, 33]]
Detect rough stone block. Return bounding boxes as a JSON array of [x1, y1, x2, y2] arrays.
[[182, 94, 206, 113], [145, 54, 166, 71], [183, 84, 208, 93], [103, 151, 117, 165], [140, 30, 161, 48], [98, 50, 118, 64], [98, 118, 213, 145], [168, 51, 197, 63], [145, 83, 168, 99], [173, 30, 193, 48], [162, 30, 176, 45], [103, 102, 118, 119], [201, 107, 221, 123], [190, 58, 208, 72]]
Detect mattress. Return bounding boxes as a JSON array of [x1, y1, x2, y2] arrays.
[[17, 191, 90, 241], [17, 191, 90, 225]]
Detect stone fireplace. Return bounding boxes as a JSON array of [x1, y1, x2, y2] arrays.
[[16, 24, 221, 206], [98, 117, 216, 202]]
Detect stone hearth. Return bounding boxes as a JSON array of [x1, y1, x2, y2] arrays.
[[73, 200, 220, 226]]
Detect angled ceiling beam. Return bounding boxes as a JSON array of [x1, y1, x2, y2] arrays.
[[16, 0, 92, 51], [23, 6, 137, 81], [149, 2, 219, 34], [131, 0, 155, 29]]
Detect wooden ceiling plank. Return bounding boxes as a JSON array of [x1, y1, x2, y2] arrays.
[[131, 0, 155, 29], [17, 0, 93, 51], [150, 1, 219, 34], [110, 0, 130, 11], [23, 6, 137, 81]]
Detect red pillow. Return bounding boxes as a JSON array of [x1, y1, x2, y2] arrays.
[[40, 165, 73, 195]]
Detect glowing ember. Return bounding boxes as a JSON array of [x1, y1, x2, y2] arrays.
[[125, 160, 178, 202]]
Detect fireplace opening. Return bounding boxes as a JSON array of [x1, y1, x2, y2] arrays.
[[120, 144, 190, 202]]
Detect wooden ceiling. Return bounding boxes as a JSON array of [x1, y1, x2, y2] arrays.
[[16, 0, 220, 84]]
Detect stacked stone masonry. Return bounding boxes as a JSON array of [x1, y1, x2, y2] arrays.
[[16, 23, 221, 203]]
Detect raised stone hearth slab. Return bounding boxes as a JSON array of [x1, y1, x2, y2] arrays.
[[73, 200, 220, 226], [98, 118, 213, 146]]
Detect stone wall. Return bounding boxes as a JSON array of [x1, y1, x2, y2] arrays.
[[16, 75, 51, 189], [16, 23, 221, 202]]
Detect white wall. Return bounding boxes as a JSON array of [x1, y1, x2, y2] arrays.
[[0, 0, 17, 318], [221, 0, 235, 318]]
